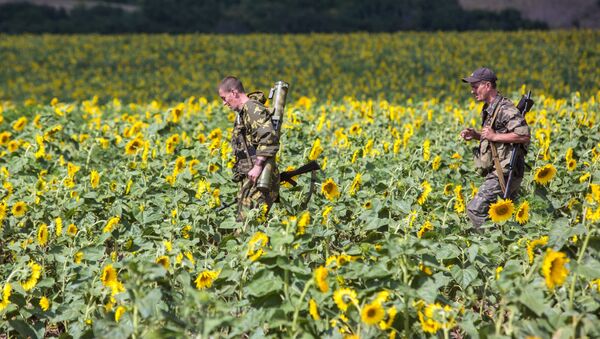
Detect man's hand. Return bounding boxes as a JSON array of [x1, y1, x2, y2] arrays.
[[480, 126, 497, 141], [460, 128, 480, 141], [247, 164, 263, 183]]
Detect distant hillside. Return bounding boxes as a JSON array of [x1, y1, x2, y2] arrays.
[[0, 0, 138, 11], [459, 0, 600, 28]]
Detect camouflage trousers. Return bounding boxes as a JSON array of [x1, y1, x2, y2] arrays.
[[467, 172, 523, 228], [236, 168, 279, 222]]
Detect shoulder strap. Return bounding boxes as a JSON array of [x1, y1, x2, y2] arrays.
[[487, 97, 507, 194]]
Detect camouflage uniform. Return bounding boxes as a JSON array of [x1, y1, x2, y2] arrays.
[[231, 95, 280, 222], [467, 95, 530, 227]]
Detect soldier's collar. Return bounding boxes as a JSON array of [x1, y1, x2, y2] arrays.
[[485, 94, 503, 113]]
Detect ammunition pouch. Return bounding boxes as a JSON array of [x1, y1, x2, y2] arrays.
[[472, 142, 493, 176]]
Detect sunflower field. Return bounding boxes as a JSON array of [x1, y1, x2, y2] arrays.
[[0, 31, 599, 338]]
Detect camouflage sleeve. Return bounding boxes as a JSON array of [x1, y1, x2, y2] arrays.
[[498, 104, 530, 136], [246, 102, 280, 157]]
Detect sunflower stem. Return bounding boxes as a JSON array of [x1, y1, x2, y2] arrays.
[[568, 209, 592, 310], [291, 279, 313, 336]]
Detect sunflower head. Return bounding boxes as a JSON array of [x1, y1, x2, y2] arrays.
[[156, 256, 170, 269], [195, 270, 219, 289], [515, 201, 530, 225], [314, 266, 329, 293], [534, 164, 557, 185], [321, 178, 340, 201], [333, 287, 357, 312], [12, 201, 27, 218], [567, 159, 577, 171], [542, 249, 569, 290], [488, 199, 514, 223], [361, 301, 385, 325]]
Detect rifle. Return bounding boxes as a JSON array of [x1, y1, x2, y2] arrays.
[[503, 90, 534, 199], [216, 160, 321, 213]]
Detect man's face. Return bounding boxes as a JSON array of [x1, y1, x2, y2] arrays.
[[219, 88, 243, 112], [470, 81, 491, 102]]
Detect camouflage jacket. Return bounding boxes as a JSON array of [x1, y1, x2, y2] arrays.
[[231, 98, 279, 165], [477, 95, 530, 176]]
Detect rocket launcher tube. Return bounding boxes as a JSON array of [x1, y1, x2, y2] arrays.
[[268, 81, 289, 133]]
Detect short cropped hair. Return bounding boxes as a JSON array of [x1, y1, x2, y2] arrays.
[[218, 76, 245, 93]]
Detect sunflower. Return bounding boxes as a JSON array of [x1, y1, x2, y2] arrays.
[[361, 302, 385, 325], [0, 131, 11, 145], [566, 159, 577, 171], [348, 173, 362, 196], [74, 252, 83, 264], [21, 262, 42, 291], [125, 138, 144, 155], [488, 199, 514, 223], [454, 185, 465, 213], [101, 265, 118, 287], [432, 155, 441, 171], [526, 236, 548, 263], [417, 221, 433, 238], [333, 287, 357, 312], [309, 138, 323, 161], [515, 201, 530, 225], [55, 217, 63, 236], [115, 306, 126, 322], [422, 139, 431, 161], [67, 162, 81, 178], [207, 163, 219, 173], [379, 305, 398, 330], [195, 270, 219, 289], [579, 172, 591, 184], [103, 216, 121, 233], [188, 159, 200, 175], [181, 225, 192, 239], [156, 256, 170, 269], [174, 156, 186, 175], [349, 123, 362, 135], [419, 262, 433, 275], [11, 201, 27, 217], [297, 211, 310, 235], [443, 183, 453, 196], [0, 202, 7, 223], [12, 116, 28, 131], [321, 178, 340, 201], [417, 180, 432, 205], [37, 223, 48, 246], [565, 148, 573, 162], [314, 266, 329, 293], [67, 223, 78, 236], [39, 296, 50, 311], [7, 140, 20, 153], [247, 231, 268, 261], [534, 164, 557, 185], [309, 299, 320, 320], [0, 283, 12, 311], [363, 200, 372, 209], [542, 249, 569, 290], [90, 170, 100, 189], [207, 128, 222, 141]]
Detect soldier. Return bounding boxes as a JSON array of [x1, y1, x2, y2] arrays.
[[459, 67, 530, 228], [218, 76, 280, 222]]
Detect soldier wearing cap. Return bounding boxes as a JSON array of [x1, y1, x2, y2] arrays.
[[218, 76, 280, 222], [459, 67, 530, 228]]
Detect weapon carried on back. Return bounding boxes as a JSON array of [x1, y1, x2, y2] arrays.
[[218, 80, 321, 213], [503, 90, 534, 199]]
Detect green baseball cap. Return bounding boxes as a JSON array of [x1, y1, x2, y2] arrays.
[[462, 67, 497, 83]]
